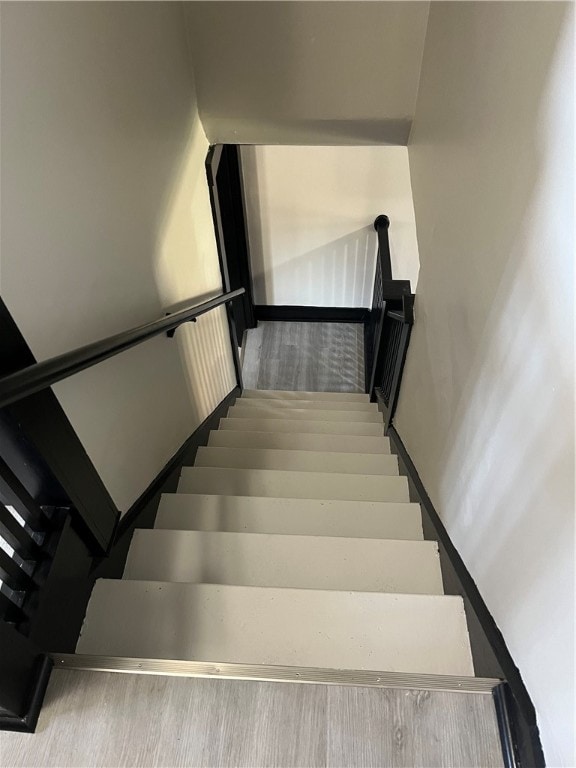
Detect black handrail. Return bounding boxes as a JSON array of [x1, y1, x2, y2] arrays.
[[0, 288, 245, 409]]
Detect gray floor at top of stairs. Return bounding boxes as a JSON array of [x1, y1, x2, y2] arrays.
[[242, 321, 365, 393]]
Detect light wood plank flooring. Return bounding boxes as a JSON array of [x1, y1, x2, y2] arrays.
[[3, 670, 504, 767], [242, 322, 365, 392]]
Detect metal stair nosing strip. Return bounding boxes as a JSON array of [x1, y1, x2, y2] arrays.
[[52, 654, 501, 694]]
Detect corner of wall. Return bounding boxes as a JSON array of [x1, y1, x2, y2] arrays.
[[406, 1, 431, 148]]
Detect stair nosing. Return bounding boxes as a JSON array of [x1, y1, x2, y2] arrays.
[[54, 653, 498, 692]]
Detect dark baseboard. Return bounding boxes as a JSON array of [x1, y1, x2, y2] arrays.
[[254, 305, 369, 323], [0, 654, 53, 733], [115, 387, 240, 542], [493, 683, 521, 768], [26, 387, 240, 655], [388, 426, 545, 768]]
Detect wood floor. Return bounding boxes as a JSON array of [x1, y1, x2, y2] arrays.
[[3, 670, 505, 768], [242, 322, 365, 392]]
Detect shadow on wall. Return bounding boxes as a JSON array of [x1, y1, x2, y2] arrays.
[[395, 4, 574, 763], [400, 2, 573, 593], [207, 117, 413, 147], [152, 108, 236, 426], [0, 2, 238, 512], [250, 227, 377, 308], [240, 144, 420, 304]]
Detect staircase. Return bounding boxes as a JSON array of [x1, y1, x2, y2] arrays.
[[76, 389, 474, 678]]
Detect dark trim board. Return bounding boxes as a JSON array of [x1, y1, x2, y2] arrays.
[[388, 426, 545, 768], [493, 683, 521, 768], [97, 387, 240, 587], [254, 305, 369, 323], [116, 387, 240, 539], [0, 299, 119, 554], [0, 623, 53, 733], [0, 656, 52, 733], [206, 144, 255, 385], [22, 388, 240, 656]]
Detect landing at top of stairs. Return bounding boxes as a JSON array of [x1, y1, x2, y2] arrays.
[[242, 389, 370, 402]]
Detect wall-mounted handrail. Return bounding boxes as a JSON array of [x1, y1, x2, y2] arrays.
[[0, 288, 245, 410]]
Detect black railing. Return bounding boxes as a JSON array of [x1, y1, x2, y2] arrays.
[[366, 215, 415, 432], [373, 214, 393, 281], [0, 286, 244, 730], [0, 288, 245, 410]]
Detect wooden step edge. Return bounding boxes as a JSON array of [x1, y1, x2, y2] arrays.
[[52, 654, 500, 693]]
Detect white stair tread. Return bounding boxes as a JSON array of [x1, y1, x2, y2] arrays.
[[77, 582, 474, 676], [123, 531, 442, 594], [228, 405, 383, 423], [236, 397, 379, 413], [154, 495, 424, 540], [194, 447, 398, 476], [219, 418, 384, 436], [208, 430, 391, 454], [178, 467, 409, 502], [242, 389, 369, 403]]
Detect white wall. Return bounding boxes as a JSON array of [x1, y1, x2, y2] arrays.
[[242, 146, 420, 307], [0, 3, 236, 513], [186, 2, 429, 146], [396, 4, 574, 765]]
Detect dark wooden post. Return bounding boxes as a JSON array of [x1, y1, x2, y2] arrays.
[[0, 622, 52, 732]]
